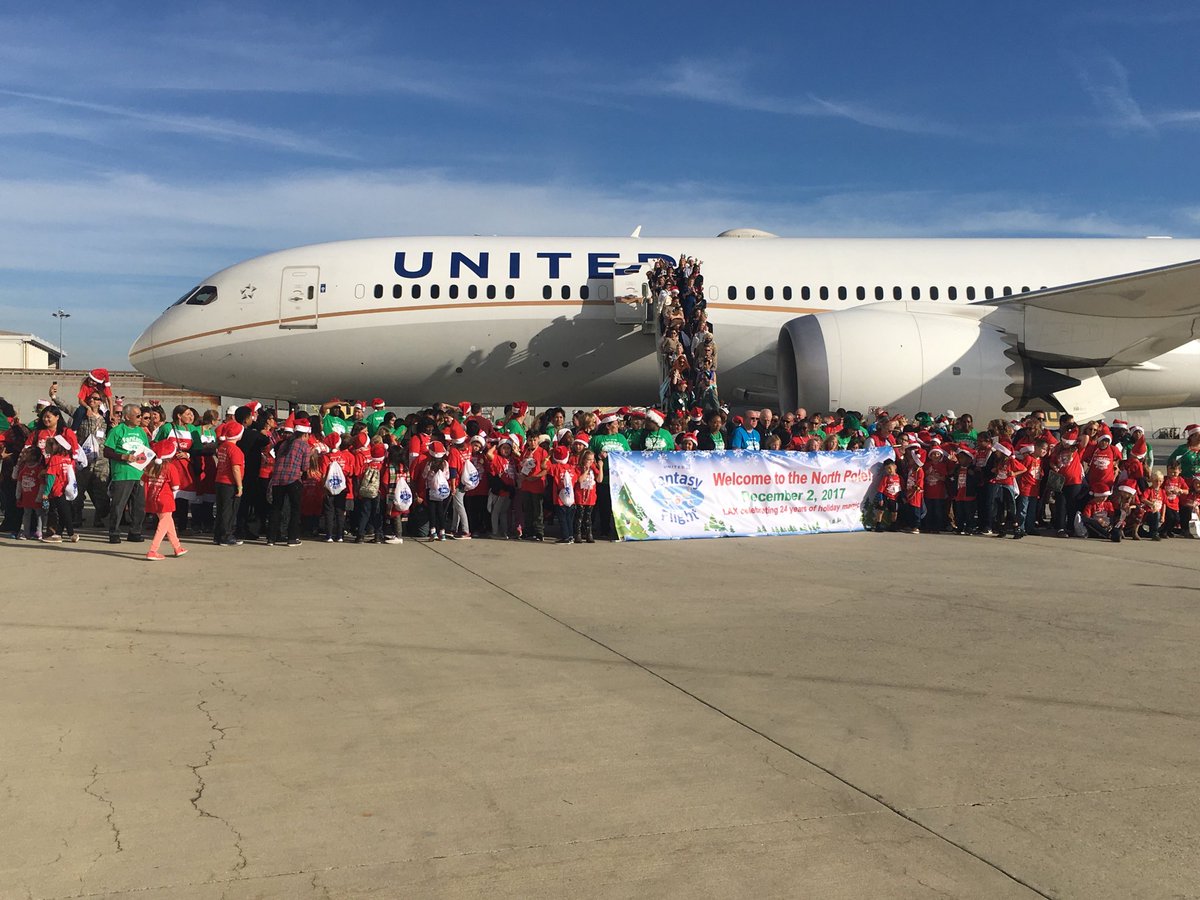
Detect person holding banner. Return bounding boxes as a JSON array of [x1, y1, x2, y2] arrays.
[[589, 413, 629, 541], [698, 410, 727, 451]]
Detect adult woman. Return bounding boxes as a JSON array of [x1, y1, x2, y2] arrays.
[[70, 391, 110, 528], [697, 410, 726, 451]]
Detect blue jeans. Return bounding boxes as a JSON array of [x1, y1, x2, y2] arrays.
[[1015, 494, 1038, 534]]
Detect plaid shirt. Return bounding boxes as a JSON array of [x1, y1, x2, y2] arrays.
[[269, 436, 311, 487]]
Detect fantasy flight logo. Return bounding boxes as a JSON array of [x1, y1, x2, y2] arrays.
[[393, 250, 677, 281], [650, 471, 705, 525]]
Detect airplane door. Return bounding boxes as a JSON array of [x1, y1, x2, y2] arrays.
[[612, 263, 648, 324], [279, 266, 319, 329]]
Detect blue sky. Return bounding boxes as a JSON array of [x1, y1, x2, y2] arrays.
[[1, 2, 1199, 368]]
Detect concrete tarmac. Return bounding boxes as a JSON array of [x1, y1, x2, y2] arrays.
[[2, 529, 1199, 899]]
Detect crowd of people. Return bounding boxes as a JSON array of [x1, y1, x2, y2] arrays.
[[3, 368, 1200, 559], [652, 256, 719, 415]]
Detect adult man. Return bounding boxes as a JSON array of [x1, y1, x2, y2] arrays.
[[502, 402, 528, 438], [1168, 424, 1200, 479], [639, 409, 674, 451], [365, 399, 389, 437], [237, 406, 274, 539], [268, 416, 312, 546], [320, 400, 352, 436], [730, 412, 761, 450], [103, 403, 151, 543]]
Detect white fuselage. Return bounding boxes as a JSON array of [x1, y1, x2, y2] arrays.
[[129, 235, 1200, 411]]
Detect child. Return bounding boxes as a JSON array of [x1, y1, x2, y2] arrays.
[[1141, 471, 1166, 541], [1014, 441, 1046, 538], [952, 445, 978, 535], [144, 440, 187, 560], [487, 437, 518, 539], [1163, 461, 1187, 538], [547, 444, 577, 544], [1110, 481, 1139, 542], [989, 442, 1025, 538], [381, 444, 407, 543], [39, 435, 78, 543], [15, 445, 44, 540], [923, 445, 951, 534], [873, 458, 901, 532], [1079, 489, 1114, 539], [517, 434, 550, 542], [573, 449, 602, 543], [463, 435, 491, 537], [420, 441, 455, 542], [320, 432, 351, 542], [354, 443, 388, 543], [901, 446, 926, 534]]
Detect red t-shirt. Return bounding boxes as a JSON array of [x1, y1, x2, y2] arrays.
[[518, 447, 549, 493], [548, 461, 577, 506], [1163, 476, 1186, 511], [1051, 448, 1083, 486], [216, 442, 245, 485], [924, 458, 951, 500], [1084, 445, 1121, 487], [904, 466, 925, 507], [44, 455, 73, 498], [878, 472, 901, 499], [488, 452, 517, 496], [1016, 456, 1043, 497], [990, 457, 1026, 487], [575, 462, 601, 506]]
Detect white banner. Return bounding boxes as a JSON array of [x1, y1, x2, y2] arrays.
[[607, 448, 894, 541]]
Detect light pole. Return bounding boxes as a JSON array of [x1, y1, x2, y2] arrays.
[[52, 309, 70, 368]]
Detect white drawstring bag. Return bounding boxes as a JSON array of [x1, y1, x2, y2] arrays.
[[392, 475, 413, 512], [1072, 512, 1088, 539], [1189, 511, 1200, 539], [64, 465, 79, 502], [557, 470, 575, 507], [429, 467, 451, 502], [460, 458, 480, 491], [324, 459, 347, 495]]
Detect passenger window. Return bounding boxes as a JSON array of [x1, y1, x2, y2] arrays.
[[1021, 285, 1030, 293], [875, 286, 884, 300], [505, 285, 515, 300], [930, 286, 939, 300], [837, 286, 847, 301], [487, 284, 497, 300], [392, 284, 403, 299], [373, 284, 383, 300], [429, 284, 440, 300], [448, 284, 459, 299], [801, 286, 810, 301], [967, 286, 976, 301], [561, 285, 571, 300], [746, 286, 756, 300], [985, 286, 994, 300], [764, 286, 774, 300], [1003, 286, 1013, 296], [819, 286, 829, 301], [468, 285, 478, 300], [856, 286, 865, 301], [912, 286, 921, 300], [948, 286, 957, 301], [580, 285, 590, 300], [543, 285, 552, 299], [893, 286, 902, 300], [728, 286, 738, 300], [411, 284, 422, 299], [783, 286, 793, 301]]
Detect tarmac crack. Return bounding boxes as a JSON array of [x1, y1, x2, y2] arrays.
[[188, 698, 247, 873], [82, 765, 123, 855]]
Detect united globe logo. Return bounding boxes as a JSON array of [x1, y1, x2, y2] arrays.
[[650, 472, 705, 524]]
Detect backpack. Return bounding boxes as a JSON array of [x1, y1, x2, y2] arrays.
[[428, 466, 451, 501], [324, 458, 347, 495], [358, 464, 381, 499]]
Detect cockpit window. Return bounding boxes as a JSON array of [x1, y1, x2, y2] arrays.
[[171, 286, 200, 308], [186, 286, 218, 306]]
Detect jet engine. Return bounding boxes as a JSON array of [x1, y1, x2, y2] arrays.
[[776, 305, 1079, 417]]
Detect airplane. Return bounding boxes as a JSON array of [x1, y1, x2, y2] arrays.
[[128, 229, 1200, 420]]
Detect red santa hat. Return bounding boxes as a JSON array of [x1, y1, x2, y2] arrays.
[[429, 441, 448, 459], [469, 433, 486, 447], [907, 446, 926, 465], [681, 431, 699, 447], [599, 411, 620, 425], [294, 416, 312, 434], [1111, 419, 1129, 430], [645, 409, 665, 427], [53, 434, 72, 451], [353, 431, 368, 448], [352, 401, 365, 411], [992, 442, 1012, 457], [246, 401, 262, 418], [1184, 423, 1200, 440], [78, 367, 113, 406], [1060, 428, 1079, 445], [449, 423, 468, 445], [1130, 423, 1145, 434], [371, 443, 387, 459], [571, 433, 590, 447], [457, 401, 472, 415], [151, 438, 177, 460], [551, 445, 570, 463], [219, 422, 244, 443], [732, 415, 744, 427], [281, 413, 295, 432], [1116, 480, 1139, 496], [323, 432, 341, 450], [917, 429, 932, 444], [689, 406, 704, 421], [372, 398, 386, 410], [1015, 442, 1036, 456], [1091, 487, 1111, 498], [1131, 435, 1147, 458], [498, 435, 518, 450], [1095, 430, 1112, 443], [928, 445, 945, 458], [512, 401, 529, 417]]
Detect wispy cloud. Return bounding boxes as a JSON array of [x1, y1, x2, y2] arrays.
[[1076, 53, 1155, 133], [0, 89, 354, 157], [645, 60, 957, 136]]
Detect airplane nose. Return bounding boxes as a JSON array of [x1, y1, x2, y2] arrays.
[[128, 322, 158, 379]]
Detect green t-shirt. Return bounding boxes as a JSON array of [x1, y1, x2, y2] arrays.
[[709, 431, 725, 450], [589, 433, 630, 461], [1169, 444, 1200, 479], [641, 428, 675, 452], [104, 423, 152, 481], [951, 429, 979, 442], [504, 419, 526, 438], [365, 410, 388, 436], [323, 414, 351, 435]]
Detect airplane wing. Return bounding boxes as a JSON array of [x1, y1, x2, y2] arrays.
[[980, 256, 1200, 369]]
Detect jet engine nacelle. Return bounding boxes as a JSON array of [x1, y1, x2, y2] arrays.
[[777, 305, 1036, 417]]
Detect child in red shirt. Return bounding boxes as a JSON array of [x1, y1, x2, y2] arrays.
[[1080, 490, 1115, 539], [573, 449, 602, 543], [902, 446, 926, 534], [40, 435, 78, 543], [952, 445, 978, 535], [1014, 442, 1045, 538], [873, 458, 901, 532], [14, 446, 45, 540], [214, 422, 245, 545], [1141, 471, 1166, 541], [1163, 461, 1187, 538], [463, 435, 490, 537], [144, 439, 187, 559], [547, 444, 578, 544], [923, 445, 951, 533]]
